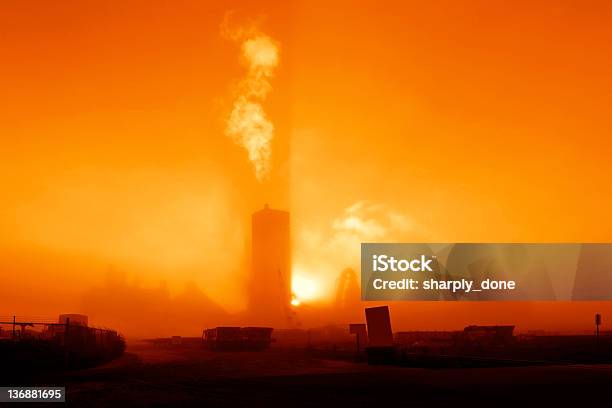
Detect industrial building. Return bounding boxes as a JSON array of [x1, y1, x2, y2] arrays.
[[249, 204, 292, 327]]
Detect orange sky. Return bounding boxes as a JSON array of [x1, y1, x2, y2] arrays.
[[1, 1, 612, 334]]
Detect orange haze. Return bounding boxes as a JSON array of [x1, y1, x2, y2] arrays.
[[1, 0, 612, 336]]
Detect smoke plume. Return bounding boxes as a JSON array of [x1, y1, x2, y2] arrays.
[[224, 21, 279, 182], [293, 201, 417, 301]]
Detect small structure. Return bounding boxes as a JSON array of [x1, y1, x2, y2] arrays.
[[461, 325, 515, 346], [365, 306, 393, 347], [59, 314, 88, 327], [365, 306, 395, 364], [203, 327, 273, 351], [395, 331, 458, 344]]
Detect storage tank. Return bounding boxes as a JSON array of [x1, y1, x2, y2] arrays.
[[250, 205, 291, 326]]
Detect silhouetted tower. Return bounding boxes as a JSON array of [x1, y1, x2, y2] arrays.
[[250, 204, 291, 326]]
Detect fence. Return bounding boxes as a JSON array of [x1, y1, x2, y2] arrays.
[[0, 315, 125, 369]]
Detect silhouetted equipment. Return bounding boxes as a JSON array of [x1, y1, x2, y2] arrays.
[[250, 205, 291, 326], [461, 325, 515, 346], [59, 314, 88, 327], [365, 306, 395, 364], [395, 331, 457, 354], [395, 326, 517, 355], [349, 323, 368, 352], [365, 306, 393, 347], [203, 326, 273, 351], [204, 327, 241, 350], [0, 315, 124, 370]]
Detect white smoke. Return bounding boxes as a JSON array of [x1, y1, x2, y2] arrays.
[[223, 18, 279, 182], [293, 201, 416, 301]]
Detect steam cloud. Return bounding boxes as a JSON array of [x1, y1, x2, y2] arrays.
[[293, 201, 417, 300], [224, 23, 279, 182]]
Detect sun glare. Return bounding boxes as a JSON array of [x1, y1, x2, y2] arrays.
[[291, 270, 320, 303]]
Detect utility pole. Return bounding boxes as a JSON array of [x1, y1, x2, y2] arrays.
[[12, 315, 16, 340]]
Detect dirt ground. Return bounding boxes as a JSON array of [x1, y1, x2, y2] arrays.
[[14, 341, 612, 407]]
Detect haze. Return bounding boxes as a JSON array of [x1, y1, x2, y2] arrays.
[[1, 0, 612, 336]]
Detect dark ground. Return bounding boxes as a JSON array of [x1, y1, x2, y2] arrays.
[[8, 341, 612, 407]]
